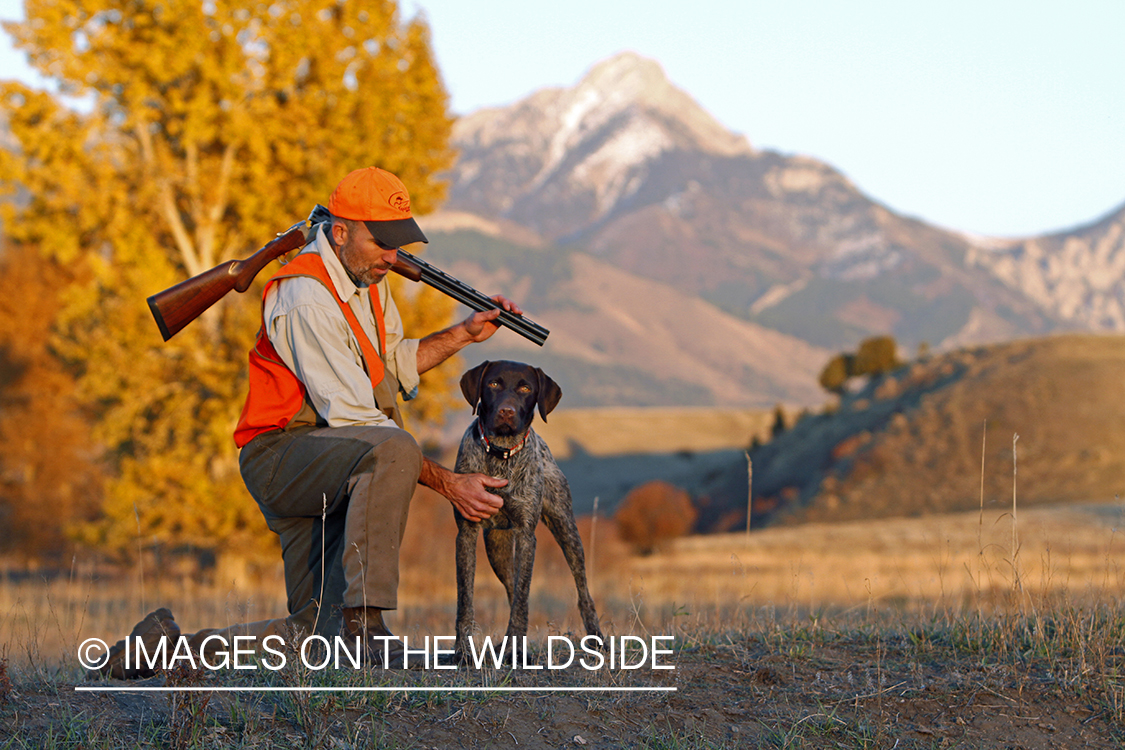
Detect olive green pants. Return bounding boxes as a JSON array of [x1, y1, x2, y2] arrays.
[[225, 423, 422, 642]]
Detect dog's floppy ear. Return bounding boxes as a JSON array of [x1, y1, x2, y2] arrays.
[[535, 368, 562, 422], [459, 361, 492, 415]]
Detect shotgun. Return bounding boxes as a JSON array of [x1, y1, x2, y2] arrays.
[[147, 205, 549, 346]]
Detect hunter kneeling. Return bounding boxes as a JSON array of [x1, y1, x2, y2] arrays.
[[92, 166, 523, 676]]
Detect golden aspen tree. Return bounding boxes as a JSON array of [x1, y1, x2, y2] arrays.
[[0, 0, 455, 562]]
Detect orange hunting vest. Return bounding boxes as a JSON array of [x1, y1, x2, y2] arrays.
[[233, 252, 387, 448]]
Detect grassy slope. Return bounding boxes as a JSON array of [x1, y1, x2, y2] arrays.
[[697, 333, 1125, 531]]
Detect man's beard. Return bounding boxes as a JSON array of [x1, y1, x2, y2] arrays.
[[339, 239, 391, 287]]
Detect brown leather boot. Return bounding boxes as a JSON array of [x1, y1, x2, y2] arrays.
[[339, 607, 409, 669], [87, 607, 181, 680]]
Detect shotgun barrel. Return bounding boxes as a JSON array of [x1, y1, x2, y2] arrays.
[[390, 248, 549, 346]]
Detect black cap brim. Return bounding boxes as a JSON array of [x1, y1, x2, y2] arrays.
[[364, 218, 428, 248]]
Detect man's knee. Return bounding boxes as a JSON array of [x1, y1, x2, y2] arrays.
[[368, 428, 422, 480]]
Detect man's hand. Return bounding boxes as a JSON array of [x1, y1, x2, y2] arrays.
[[419, 457, 506, 522], [461, 295, 524, 344], [445, 472, 506, 522]]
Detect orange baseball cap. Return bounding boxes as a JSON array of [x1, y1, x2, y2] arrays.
[[327, 166, 428, 248]]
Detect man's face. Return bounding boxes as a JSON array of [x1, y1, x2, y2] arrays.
[[335, 221, 398, 286]]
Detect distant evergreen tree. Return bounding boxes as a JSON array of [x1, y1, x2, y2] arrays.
[[770, 404, 787, 437]]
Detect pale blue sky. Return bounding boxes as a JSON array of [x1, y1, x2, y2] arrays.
[[2, 0, 1122, 238]]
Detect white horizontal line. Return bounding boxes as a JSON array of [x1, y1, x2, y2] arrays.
[[76, 686, 676, 693]]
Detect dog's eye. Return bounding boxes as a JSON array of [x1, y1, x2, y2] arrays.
[[487, 380, 501, 389], [517, 385, 532, 393]]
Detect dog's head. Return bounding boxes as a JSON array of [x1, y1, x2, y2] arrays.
[[459, 360, 562, 437]]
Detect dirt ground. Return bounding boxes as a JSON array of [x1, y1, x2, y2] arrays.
[[6, 502, 1125, 748], [3, 629, 1122, 749]]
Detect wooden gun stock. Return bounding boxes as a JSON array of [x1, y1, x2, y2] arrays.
[[147, 206, 550, 346], [146, 220, 311, 341]]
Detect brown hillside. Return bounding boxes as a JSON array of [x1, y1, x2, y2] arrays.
[[424, 233, 831, 407], [697, 334, 1125, 531]]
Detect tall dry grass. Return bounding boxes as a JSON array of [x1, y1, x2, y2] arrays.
[[4, 486, 1125, 675]]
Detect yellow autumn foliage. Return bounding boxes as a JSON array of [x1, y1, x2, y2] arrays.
[[0, 0, 456, 561]]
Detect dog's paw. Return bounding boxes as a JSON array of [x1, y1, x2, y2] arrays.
[[580, 630, 608, 651]]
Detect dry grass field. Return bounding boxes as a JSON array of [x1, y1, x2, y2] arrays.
[[4, 492, 1125, 747], [531, 407, 776, 459], [631, 501, 1125, 612]]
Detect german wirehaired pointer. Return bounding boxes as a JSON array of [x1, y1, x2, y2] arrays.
[[454, 360, 603, 659]]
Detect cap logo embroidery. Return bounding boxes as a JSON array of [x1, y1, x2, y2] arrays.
[[388, 192, 410, 213]]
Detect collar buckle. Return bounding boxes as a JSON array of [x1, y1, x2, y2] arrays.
[[477, 421, 528, 461]]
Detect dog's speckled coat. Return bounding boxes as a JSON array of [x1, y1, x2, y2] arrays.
[[453, 361, 603, 657]]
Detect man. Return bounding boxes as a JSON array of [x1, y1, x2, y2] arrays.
[[96, 167, 514, 676]]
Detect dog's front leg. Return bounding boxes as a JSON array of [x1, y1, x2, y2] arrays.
[[505, 519, 538, 660], [454, 520, 479, 662]]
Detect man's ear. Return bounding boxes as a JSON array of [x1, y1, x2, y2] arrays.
[[330, 219, 349, 248], [535, 368, 562, 422], [459, 361, 493, 415]]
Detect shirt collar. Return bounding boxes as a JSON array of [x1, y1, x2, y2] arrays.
[[312, 224, 361, 301]]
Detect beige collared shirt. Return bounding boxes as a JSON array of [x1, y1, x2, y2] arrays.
[[263, 225, 421, 428]]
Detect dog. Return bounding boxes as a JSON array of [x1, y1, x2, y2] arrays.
[[453, 360, 603, 660]]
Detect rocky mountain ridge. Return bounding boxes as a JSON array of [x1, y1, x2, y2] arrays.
[[967, 202, 1125, 331], [449, 51, 752, 232], [440, 51, 1113, 359]]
